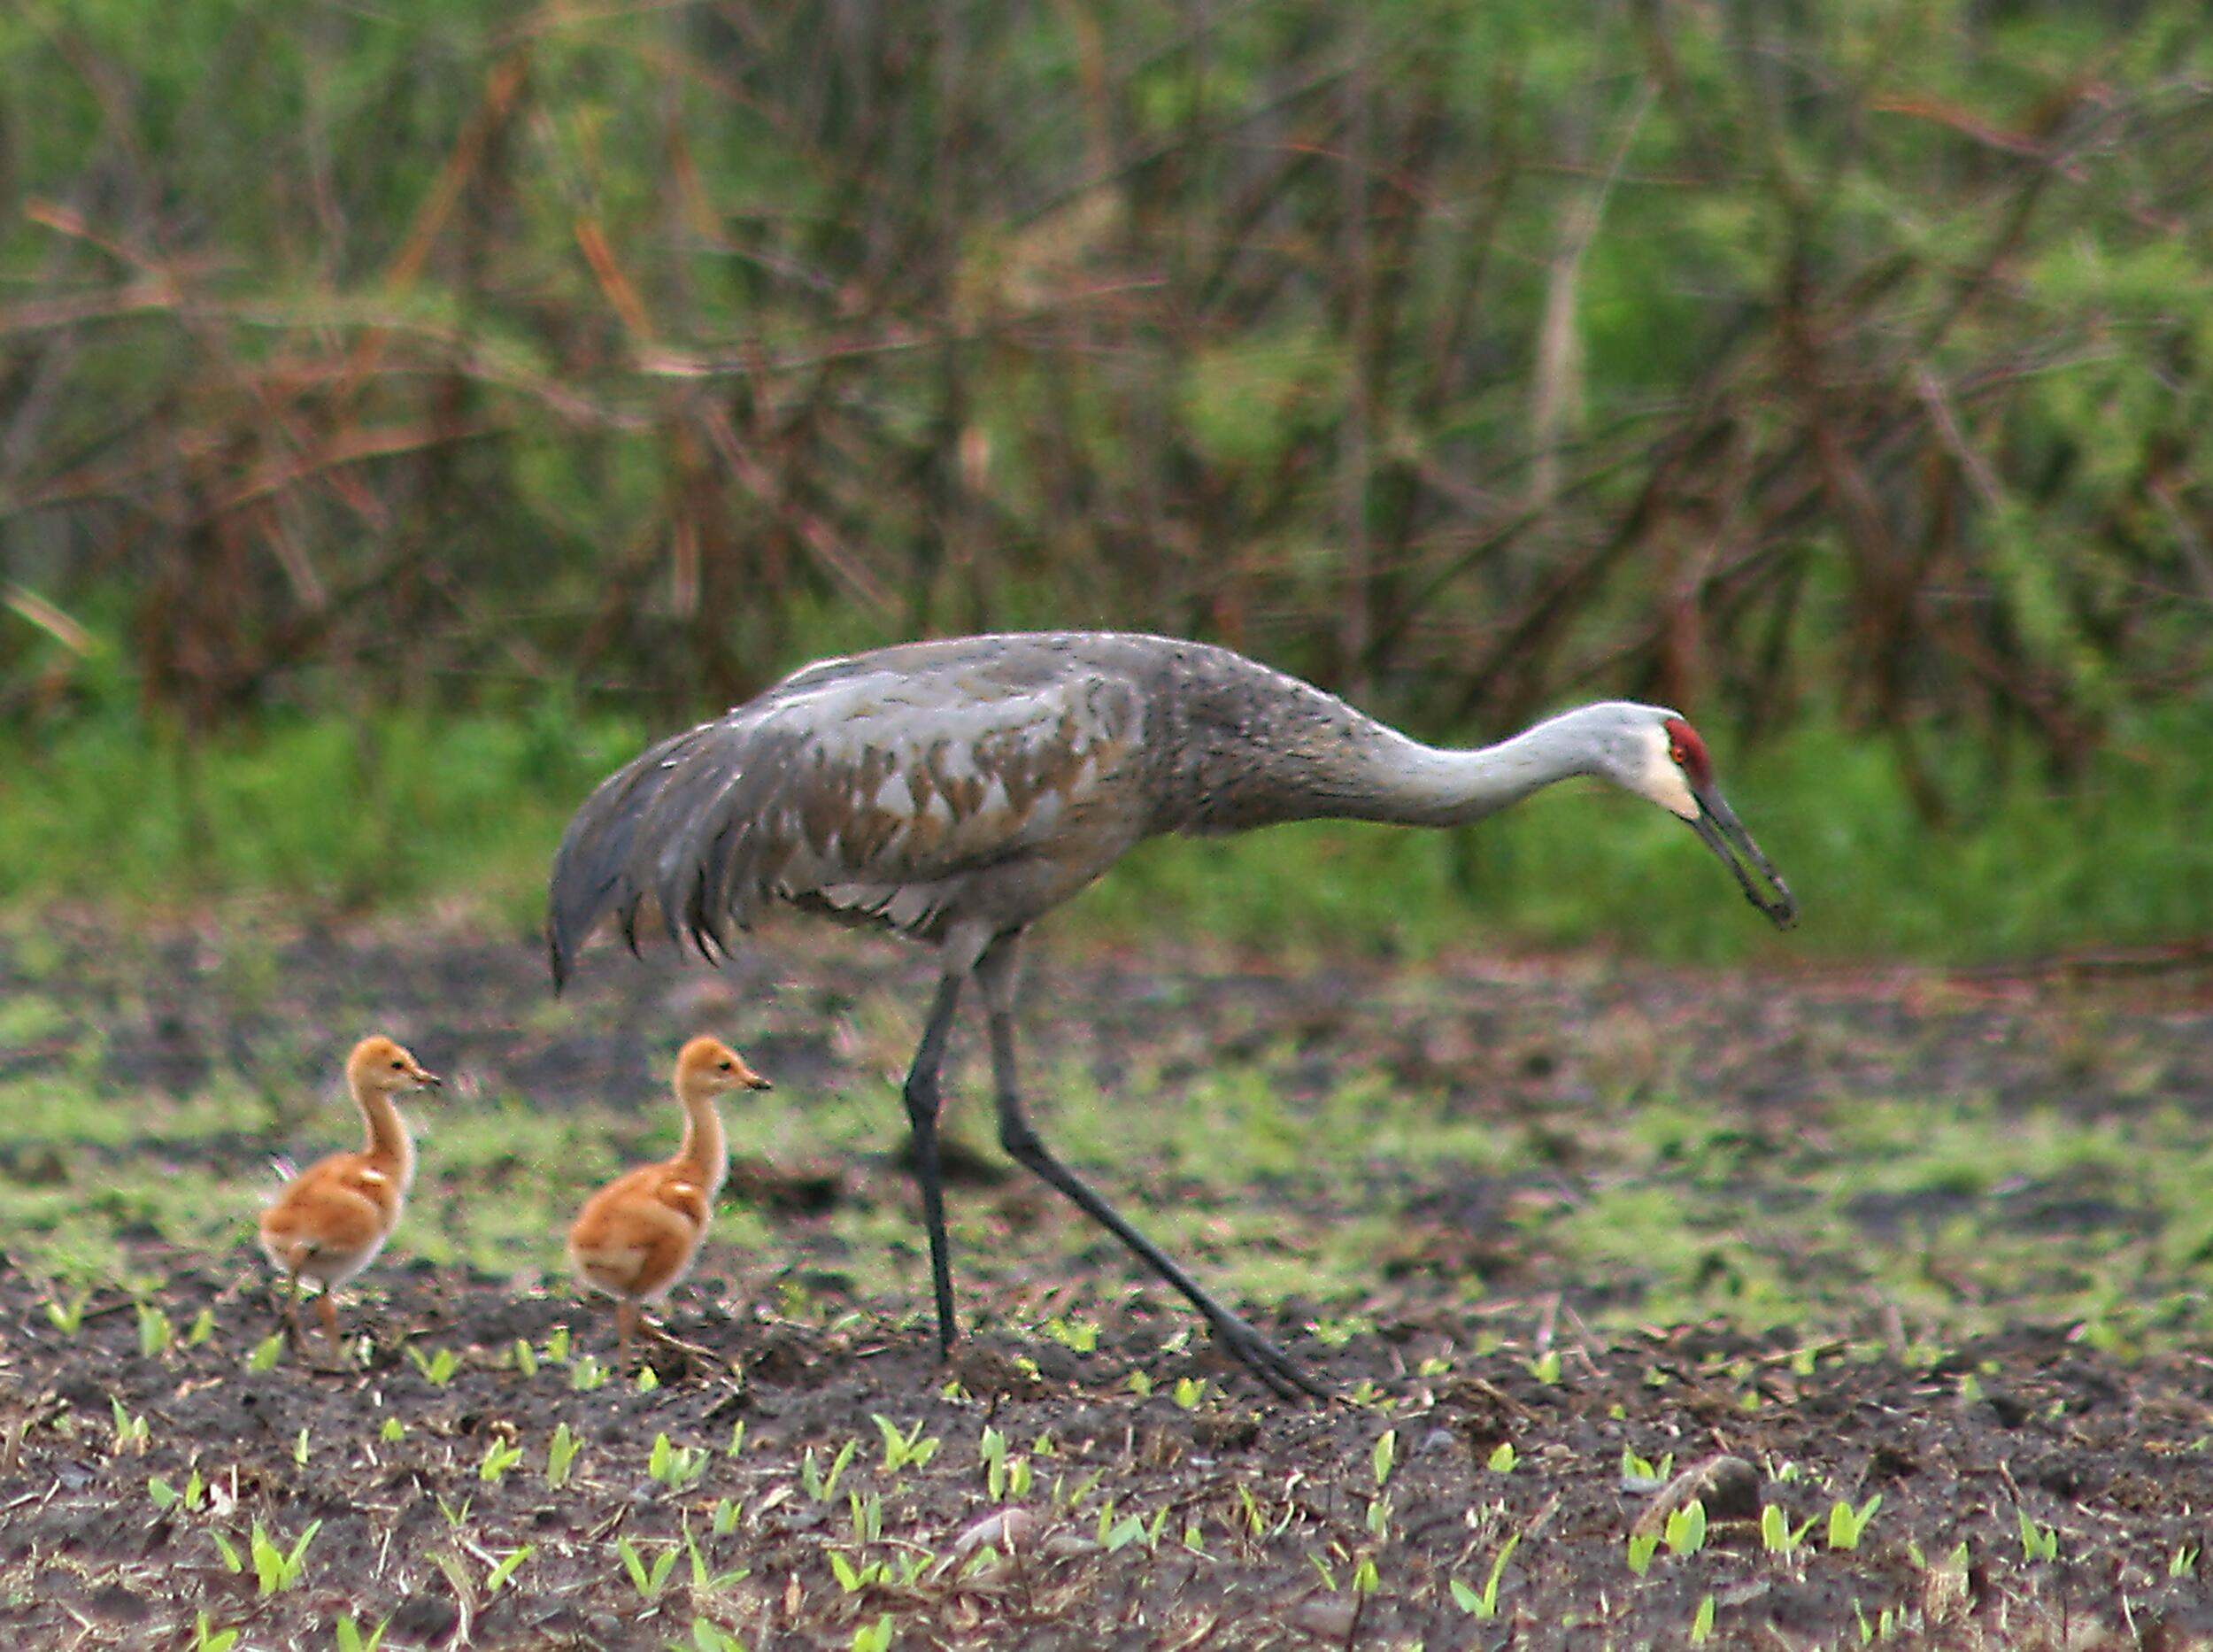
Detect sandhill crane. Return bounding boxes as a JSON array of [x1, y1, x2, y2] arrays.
[[547, 632, 1795, 1396], [259, 1035, 442, 1351], [567, 1036, 774, 1352]]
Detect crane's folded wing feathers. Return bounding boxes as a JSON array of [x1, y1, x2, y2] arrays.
[[549, 646, 1148, 981]]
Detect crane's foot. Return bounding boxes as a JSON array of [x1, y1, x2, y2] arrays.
[[1207, 1311, 1332, 1403]]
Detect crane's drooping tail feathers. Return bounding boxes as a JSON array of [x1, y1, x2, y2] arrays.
[[549, 717, 809, 986]]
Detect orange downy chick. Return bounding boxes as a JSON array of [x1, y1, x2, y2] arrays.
[[567, 1036, 772, 1350], [258, 1036, 442, 1347]]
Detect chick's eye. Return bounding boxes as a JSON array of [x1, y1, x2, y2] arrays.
[[390, 1059, 405, 1069], [719, 1061, 734, 1071]]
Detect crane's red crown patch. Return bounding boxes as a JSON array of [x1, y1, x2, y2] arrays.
[[1662, 717, 1713, 790]]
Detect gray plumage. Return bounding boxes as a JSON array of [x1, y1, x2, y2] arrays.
[[547, 630, 1795, 1396], [549, 631, 1784, 983]]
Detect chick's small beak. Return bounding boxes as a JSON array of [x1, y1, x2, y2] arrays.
[[415, 1068, 444, 1091], [1687, 784, 1797, 929], [744, 1069, 774, 1092]]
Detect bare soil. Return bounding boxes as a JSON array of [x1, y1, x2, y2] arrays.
[[4, 920, 2213, 1649]]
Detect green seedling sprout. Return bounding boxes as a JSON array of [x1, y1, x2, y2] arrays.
[[1760, 1503, 1817, 1556], [334, 1613, 390, 1652], [690, 1622, 748, 1652], [636, 1365, 659, 1393], [649, 1432, 706, 1492], [1526, 1349, 1562, 1385], [247, 1333, 285, 1372], [137, 1302, 173, 1357], [480, 1436, 524, 1483], [513, 1339, 537, 1377], [1665, 1499, 1708, 1557], [712, 1496, 742, 1536], [1172, 1377, 1207, 1410], [484, 1545, 534, 1594], [292, 1427, 311, 1466], [110, 1399, 149, 1452], [1124, 1371, 1153, 1397], [871, 1414, 940, 1472], [2016, 1509, 2059, 1563], [1364, 1494, 1390, 1538], [150, 1468, 206, 1512], [1044, 1316, 1098, 1352], [1448, 1531, 1519, 1619], [801, 1439, 857, 1502], [44, 1294, 87, 1336], [851, 1617, 894, 1652], [1486, 1442, 1516, 1473], [616, 1535, 680, 1602], [1372, 1430, 1398, 1487], [725, 1421, 746, 1456], [379, 1417, 405, 1444], [1621, 1447, 1673, 1486], [571, 1356, 608, 1392], [1826, 1494, 1881, 1551], [850, 1491, 883, 1543], [544, 1325, 571, 1363], [245, 1518, 321, 1594], [185, 1308, 215, 1347], [1690, 1594, 1717, 1645], [192, 1613, 239, 1652], [547, 1423, 581, 1488], [406, 1346, 460, 1386], [1626, 1530, 1659, 1575]]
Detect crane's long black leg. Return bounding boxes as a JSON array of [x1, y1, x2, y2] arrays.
[[902, 973, 965, 1360], [975, 935, 1328, 1402]]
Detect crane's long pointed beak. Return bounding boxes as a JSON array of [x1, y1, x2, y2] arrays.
[[1687, 784, 1797, 929]]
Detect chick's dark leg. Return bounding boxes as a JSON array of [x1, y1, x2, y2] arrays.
[[975, 932, 1327, 1401]]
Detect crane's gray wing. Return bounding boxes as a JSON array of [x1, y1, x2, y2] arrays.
[[547, 648, 1147, 984]]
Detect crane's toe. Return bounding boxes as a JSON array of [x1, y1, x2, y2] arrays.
[[1207, 1312, 1332, 1402]]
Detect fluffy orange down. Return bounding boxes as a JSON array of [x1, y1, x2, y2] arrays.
[[258, 1035, 441, 1345], [567, 1036, 771, 1349]]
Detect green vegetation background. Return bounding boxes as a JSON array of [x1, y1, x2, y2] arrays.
[[4, 0, 2209, 961]]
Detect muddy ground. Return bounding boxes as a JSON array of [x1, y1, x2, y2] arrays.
[[3, 919, 2213, 1648]]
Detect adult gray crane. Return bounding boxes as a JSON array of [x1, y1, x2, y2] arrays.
[[547, 631, 1795, 1397]]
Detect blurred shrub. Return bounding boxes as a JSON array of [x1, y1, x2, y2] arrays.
[[2, 0, 2209, 820]]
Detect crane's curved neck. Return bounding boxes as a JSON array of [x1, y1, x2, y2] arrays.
[[1341, 714, 1603, 829], [351, 1082, 414, 1189], [674, 1084, 729, 1199]]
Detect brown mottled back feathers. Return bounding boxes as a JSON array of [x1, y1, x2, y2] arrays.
[[548, 632, 1402, 982]]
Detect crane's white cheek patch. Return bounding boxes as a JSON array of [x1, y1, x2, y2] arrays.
[[1641, 743, 1700, 819]]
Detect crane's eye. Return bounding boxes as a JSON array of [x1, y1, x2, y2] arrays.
[[719, 1060, 734, 1071], [1669, 742, 1685, 767]]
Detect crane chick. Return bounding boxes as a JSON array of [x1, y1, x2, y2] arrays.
[[258, 1035, 442, 1352], [567, 1036, 772, 1352]]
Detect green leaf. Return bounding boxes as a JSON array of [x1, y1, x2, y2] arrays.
[[1690, 1594, 1716, 1645], [1626, 1530, 1659, 1576], [485, 1545, 533, 1593]]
